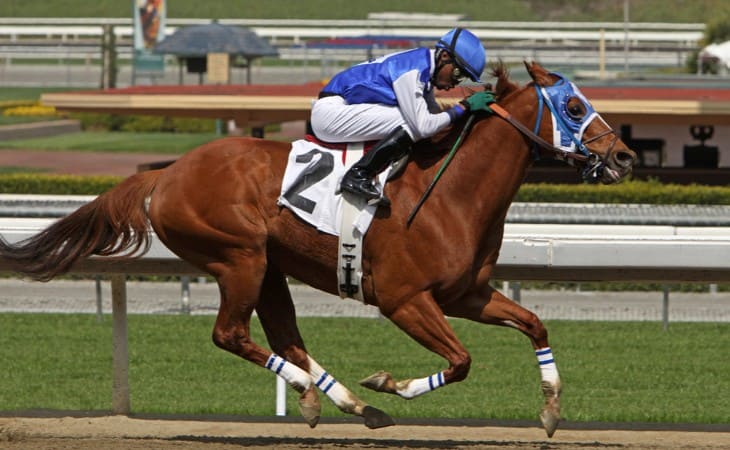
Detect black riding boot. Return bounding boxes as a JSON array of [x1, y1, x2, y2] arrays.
[[340, 127, 414, 202]]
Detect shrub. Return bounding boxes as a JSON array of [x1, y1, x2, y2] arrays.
[[515, 179, 730, 204], [70, 112, 218, 133], [0, 174, 121, 195], [3, 103, 58, 117]]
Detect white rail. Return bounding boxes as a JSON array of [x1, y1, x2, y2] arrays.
[[0, 18, 703, 45]]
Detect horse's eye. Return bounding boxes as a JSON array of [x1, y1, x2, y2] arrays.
[[566, 97, 586, 120]]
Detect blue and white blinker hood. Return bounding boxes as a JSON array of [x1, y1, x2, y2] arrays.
[[537, 72, 603, 156]]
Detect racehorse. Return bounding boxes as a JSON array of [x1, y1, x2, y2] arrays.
[[0, 61, 635, 437]]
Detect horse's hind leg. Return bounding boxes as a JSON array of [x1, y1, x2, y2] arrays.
[[441, 286, 561, 437], [255, 267, 394, 429], [210, 261, 318, 425]]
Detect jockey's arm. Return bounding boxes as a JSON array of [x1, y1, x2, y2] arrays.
[[392, 70, 453, 141], [424, 90, 443, 114]]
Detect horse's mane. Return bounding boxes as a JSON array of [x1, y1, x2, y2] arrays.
[[491, 61, 521, 100], [414, 61, 523, 158]]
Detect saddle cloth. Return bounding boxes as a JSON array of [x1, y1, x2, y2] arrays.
[[277, 139, 391, 236]]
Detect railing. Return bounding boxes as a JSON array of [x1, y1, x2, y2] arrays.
[[1, 210, 728, 416], [0, 18, 703, 68]]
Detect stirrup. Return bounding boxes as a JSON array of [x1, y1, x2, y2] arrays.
[[340, 172, 381, 201], [341, 181, 380, 201]]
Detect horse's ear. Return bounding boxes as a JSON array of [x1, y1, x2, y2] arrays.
[[524, 60, 553, 85]]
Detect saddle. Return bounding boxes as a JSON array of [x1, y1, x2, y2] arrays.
[[278, 137, 406, 302]]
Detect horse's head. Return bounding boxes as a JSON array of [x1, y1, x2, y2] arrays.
[[501, 61, 637, 184]]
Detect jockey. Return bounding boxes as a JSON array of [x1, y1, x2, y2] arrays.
[[310, 27, 496, 203]]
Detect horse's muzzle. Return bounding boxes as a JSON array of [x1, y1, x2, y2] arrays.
[[588, 148, 637, 184]]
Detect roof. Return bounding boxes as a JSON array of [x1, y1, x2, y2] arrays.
[[154, 22, 278, 58]]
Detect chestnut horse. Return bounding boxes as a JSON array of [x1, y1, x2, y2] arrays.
[[0, 62, 635, 437]]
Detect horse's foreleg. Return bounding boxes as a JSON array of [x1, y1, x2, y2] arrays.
[[362, 292, 471, 400], [255, 268, 393, 429], [441, 286, 561, 437]]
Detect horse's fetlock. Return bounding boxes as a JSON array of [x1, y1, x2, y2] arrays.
[[541, 379, 562, 399], [450, 353, 472, 382]]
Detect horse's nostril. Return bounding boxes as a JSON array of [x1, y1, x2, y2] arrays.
[[614, 150, 637, 167]]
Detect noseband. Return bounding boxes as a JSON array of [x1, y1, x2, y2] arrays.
[[490, 79, 619, 183]]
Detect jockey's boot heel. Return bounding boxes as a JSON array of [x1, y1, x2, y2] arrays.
[[340, 127, 413, 202]]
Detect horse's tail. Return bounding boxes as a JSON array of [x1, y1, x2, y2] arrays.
[[0, 170, 162, 281]]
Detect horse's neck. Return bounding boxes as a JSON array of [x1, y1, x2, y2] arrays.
[[440, 108, 535, 232]]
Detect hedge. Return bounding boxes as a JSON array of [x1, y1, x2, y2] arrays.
[[515, 179, 730, 204], [0, 174, 728, 204], [69, 112, 218, 133], [0, 174, 121, 195]]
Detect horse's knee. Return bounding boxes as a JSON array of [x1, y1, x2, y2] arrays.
[[448, 352, 472, 383], [524, 311, 548, 343]]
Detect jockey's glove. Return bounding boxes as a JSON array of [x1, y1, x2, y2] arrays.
[[461, 91, 496, 114]]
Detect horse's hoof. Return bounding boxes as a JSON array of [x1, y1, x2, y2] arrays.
[[299, 387, 321, 428], [539, 407, 560, 438], [539, 380, 561, 437], [362, 405, 395, 429], [359, 371, 395, 393]]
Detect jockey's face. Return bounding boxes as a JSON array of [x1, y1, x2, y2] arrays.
[[434, 51, 463, 91]]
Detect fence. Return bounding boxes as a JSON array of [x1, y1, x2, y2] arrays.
[[1, 211, 728, 416], [0, 18, 706, 88]]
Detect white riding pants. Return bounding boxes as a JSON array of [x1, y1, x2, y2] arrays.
[[310, 96, 413, 143]]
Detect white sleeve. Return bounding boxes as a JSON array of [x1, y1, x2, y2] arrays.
[[392, 69, 452, 141]]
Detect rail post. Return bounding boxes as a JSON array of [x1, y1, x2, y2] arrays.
[[111, 274, 131, 414]]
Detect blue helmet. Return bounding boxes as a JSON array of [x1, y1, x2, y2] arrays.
[[435, 28, 486, 82]]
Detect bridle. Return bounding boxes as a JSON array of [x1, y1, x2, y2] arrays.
[[489, 81, 620, 183], [408, 76, 620, 225]]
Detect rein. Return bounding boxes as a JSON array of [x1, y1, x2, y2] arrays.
[[489, 103, 589, 164], [490, 98, 618, 183], [406, 81, 618, 225], [406, 114, 476, 226]]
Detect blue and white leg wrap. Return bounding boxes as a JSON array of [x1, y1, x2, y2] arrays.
[[536, 347, 559, 384], [307, 356, 355, 409], [397, 371, 446, 399], [314, 370, 338, 394], [265, 354, 312, 392]]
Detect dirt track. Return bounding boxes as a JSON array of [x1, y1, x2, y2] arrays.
[[2, 416, 729, 450]]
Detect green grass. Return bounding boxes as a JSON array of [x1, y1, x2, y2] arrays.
[[0, 116, 62, 126], [1, 0, 728, 22], [0, 313, 727, 423], [0, 131, 220, 154], [0, 87, 79, 103], [0, 166, 49, 174]]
